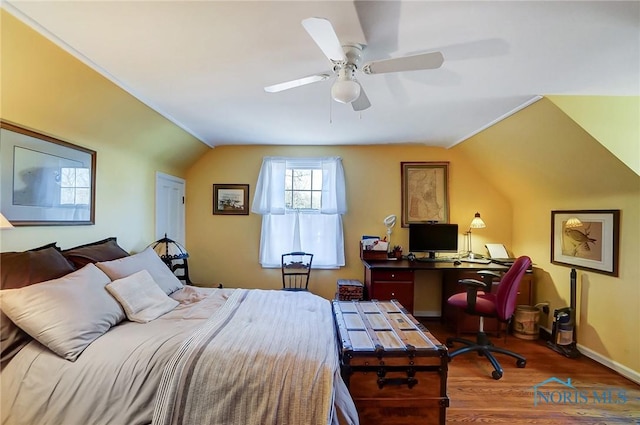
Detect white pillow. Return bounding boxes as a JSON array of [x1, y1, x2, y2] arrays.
[[96, 247, 183, 295], [0, 263, 125, 361], [106, 270, 179, 323]]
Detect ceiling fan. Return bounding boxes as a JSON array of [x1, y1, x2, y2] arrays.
[[264, 17, 444, 111]]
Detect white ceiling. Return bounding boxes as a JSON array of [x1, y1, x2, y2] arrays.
[[5, 1, 639, 148]]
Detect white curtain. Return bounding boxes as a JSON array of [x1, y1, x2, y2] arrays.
[[251, 157, 347, 268]]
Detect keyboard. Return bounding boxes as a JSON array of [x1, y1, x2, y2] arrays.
[[460, 258, 492, 264], [415, 257, 455, 263]]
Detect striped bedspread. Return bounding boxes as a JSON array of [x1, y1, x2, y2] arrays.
[[153, 289, 358, 425]]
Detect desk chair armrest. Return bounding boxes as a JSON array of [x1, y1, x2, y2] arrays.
[[458, 278, 487, 312], [477, 270, 502, 293], [477, 270, 502, 279]]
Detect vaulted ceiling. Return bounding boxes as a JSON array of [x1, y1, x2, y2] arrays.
[[4, 1, 639, 148]]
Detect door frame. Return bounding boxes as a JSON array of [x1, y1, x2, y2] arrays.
[[155, 172, 186, 245]]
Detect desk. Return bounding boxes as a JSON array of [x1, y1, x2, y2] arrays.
[[361, 259, 533, 335]]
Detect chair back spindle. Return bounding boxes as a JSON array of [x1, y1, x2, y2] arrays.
[[281, 252, 313, 291]]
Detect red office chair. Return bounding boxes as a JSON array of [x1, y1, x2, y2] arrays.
[[446, 256, 531, 379]]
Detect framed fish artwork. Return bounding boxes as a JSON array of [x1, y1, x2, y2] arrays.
[[551, 210, 620, 276]]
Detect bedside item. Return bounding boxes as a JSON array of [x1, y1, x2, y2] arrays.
[[148, 234, 191, 284]]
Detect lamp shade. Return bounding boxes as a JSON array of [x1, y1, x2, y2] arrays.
[[469, 212, 486, 229], [0, 213, 14, 229], [331, 79, 361, 104], [149, 234, 188, 261], [565, 217, 582, 228]]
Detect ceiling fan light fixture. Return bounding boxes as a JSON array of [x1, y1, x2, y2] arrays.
[[331, 79, 360, 104]]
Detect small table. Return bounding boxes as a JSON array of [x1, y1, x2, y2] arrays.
[[333, 299, 449, 425]]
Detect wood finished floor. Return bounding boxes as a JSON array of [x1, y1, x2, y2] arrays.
[[419, 319, 640, 424]]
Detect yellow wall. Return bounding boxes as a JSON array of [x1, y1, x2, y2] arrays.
[[547, 96, 640, 176], [2, 9, 638, 379], [186, 144, 511, 314], [0, 10, 208, 252], [456, 98, 640, 374]]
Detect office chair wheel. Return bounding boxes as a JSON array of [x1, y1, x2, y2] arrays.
[[516, 359, 527, 368], [492, 370, 503, 380]]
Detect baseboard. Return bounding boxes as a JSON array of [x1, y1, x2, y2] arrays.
[[576, 343, 640, 385], [538, 328, 638, 385], [413, 310, 441, 318]]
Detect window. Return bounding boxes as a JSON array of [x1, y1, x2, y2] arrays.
[[252, 157, 347, 268], [285, 168, 322, 210]]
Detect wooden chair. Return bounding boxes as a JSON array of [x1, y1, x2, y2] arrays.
[[281, 252, 313, 291]]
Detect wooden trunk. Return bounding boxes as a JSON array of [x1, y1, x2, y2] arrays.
[[332, 300, 449, 425]]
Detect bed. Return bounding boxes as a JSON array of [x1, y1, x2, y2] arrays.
[[0, 238, 358, 425]]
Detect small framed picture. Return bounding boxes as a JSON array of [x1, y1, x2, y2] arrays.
[[551, 210, 620, 276], [213, 184, 249, 215]]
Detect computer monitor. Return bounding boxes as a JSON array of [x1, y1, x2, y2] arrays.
[[409, 223, 459, 259]]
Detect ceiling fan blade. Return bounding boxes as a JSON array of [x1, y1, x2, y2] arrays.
[[363, 51, 444, 75], [302, 17, 346, 63], [264, 74, 331, 93], [351, 84, 371, 111]]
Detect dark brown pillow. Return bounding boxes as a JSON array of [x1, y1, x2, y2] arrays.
[[1, 245, 76, 366], [61, 237, 129, 269]]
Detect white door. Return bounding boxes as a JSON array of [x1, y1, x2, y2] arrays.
[[155, 172, 186, 245]]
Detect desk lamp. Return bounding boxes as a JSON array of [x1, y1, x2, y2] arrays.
[[465, 212, 486, 259], [383, 214, 397, 252]]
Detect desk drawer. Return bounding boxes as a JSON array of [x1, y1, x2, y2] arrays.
[[372, 270, 414, 282], [370, 282, 414, 313]]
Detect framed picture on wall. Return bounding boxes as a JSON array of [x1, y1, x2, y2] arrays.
[[213, 184, 249, 215], [0, 121, 96, 226], [551, 210, 620, 276], [401, 162, 449, 227]]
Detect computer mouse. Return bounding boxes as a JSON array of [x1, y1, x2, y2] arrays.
[[454, 260, 462, 266]]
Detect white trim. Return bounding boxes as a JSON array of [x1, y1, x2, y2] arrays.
[[449, 95, 543, 147], [155, 172, 186, 245], [155, 171, 185, 185], [577, 343, 640, 385]]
